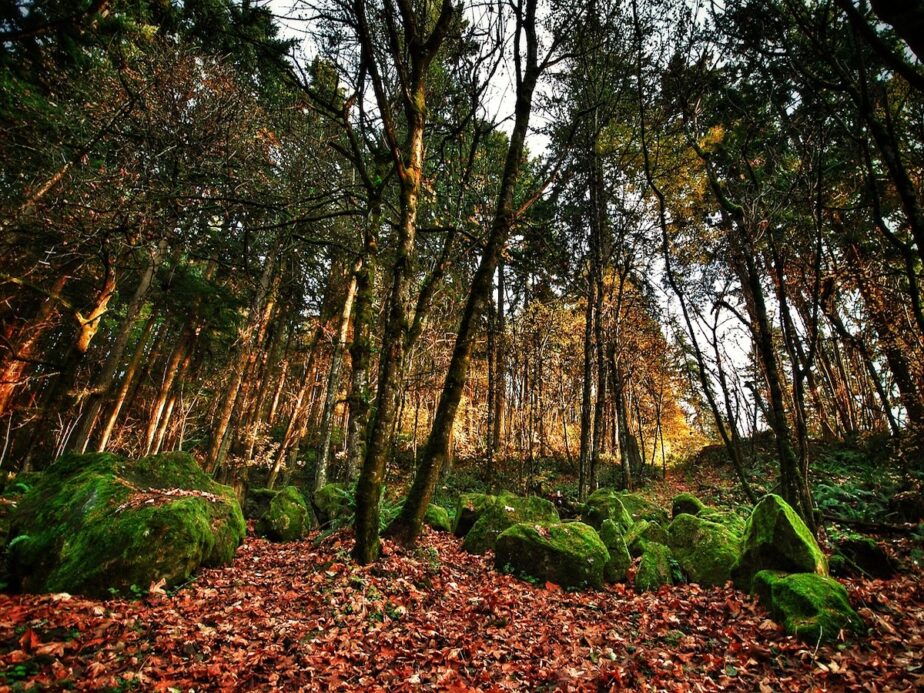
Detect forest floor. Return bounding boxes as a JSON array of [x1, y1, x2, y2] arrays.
[[1, 522, 922, 691]]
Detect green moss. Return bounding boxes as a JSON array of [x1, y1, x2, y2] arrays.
[[257, 486, 313, 542], [671, 492, 707, 518], [828, 553, 848, 575], [452, 492, 495, 537], [582, 489, 634, 531], [616, 492, 669, 524], [667, 513, 739, 586], [698, 508, 747, 537], [243, 488, 277, 520], [6, 452, 245, 597], [753, 571, 864, 643], [495, 522, 609, 589], [313, 483, 352, 527], [635, 542, 674, 593], [424, 504, 452, 532], [732, 494, 827, 592], [833, 534, 897, 578], [624, 519, 669, 557], [462, 495, 559, 555], [599, 519, 632, 583]]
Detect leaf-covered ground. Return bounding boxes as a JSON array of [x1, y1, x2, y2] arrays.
[[1, 529, 922, 691]]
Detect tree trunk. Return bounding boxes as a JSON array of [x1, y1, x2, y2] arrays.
[[143, 327, 193, 455], [314, 268, 359, 492], [385, 7, 542, 546], [0, 270, 71, 418], [72, 241, 165, 452], [206, 252, 277, 474], [492, 260, 506, 452], [96, 312, 158, 451]]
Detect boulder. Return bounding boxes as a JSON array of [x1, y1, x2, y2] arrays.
[[635, 542, 674, 592], [463, 495, 559, 554], [753, 571, 864, 643], [625, 519, 669, 557], [698, 508, 747, 537], [732, 494, 827, 591], [313, 483, 352, 527], [453, 492, 496, 537], [671, 492, 707, 518], [582, 489, 634, 532], [599, 519, 632, 582], [833, 534, 898, 579], [495, 522, 609, 589], [616, 492, 669, 524], [243, 487, 277, 520], [6, 452, 245, 597], [256, 486, 314, 542], [424, 504, 452, 532], [667, 513, 739, 586]]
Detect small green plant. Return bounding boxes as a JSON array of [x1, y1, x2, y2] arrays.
[[414, 546, 441, 574], [7, 534, 30, 549]]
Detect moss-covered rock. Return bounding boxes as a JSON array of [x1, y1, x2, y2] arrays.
[[599, 519, 632, 583], [424, 504, 452, 532], [671, 492, 707, 518], [462, 495, 559, 554], [698, 508, 747, 537], [667, 513, 739, 586], [582, 489, 634, 532], [256, 486, 313, 542], [828, 554, 849, 576], [616, 492, 669, 525], [6, 452, 245, 597], [635, 542, 674, 592], [732, 494, 827, 591], [624, 519, 670, 557], [834, 534, 897, 579], [243, 487, 277, 520], [313, 483, 352, 527], [753, 571, 864, 643], [452, 492, 495, 537], [495, 522, 609, 589]]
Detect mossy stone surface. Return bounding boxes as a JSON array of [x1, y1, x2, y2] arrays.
[[698, 508, 747, 537], [424, 504, 452, 532], [313, 483, 352, 527], [495, 522, 609, 589], [753, 570, 864, 643], [582, 489, 634, 532], [635, 542, 674, 593], [452, 492, 495, 537], [732, 494, 827, 591], [257, 486, 314, 542], [599, 519, 632, 582], [616, 492, 669, 525], [462, 495, 559, 555], [671, 492, 708, 519], [834, 534, 897, 579], [624, 519, 669, 557], [244, 488, 277, 520], [6, 452, 245, 597], [667, 513, 739, 586]]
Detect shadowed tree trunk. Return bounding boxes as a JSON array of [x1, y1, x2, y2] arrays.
[[72, 240, 166, 452], [386, 0, 545, 547], [313, 267, 359, 492], [351, 0, 457, 564]]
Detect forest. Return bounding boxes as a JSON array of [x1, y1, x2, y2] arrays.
[[0, 0, 922, 689]]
